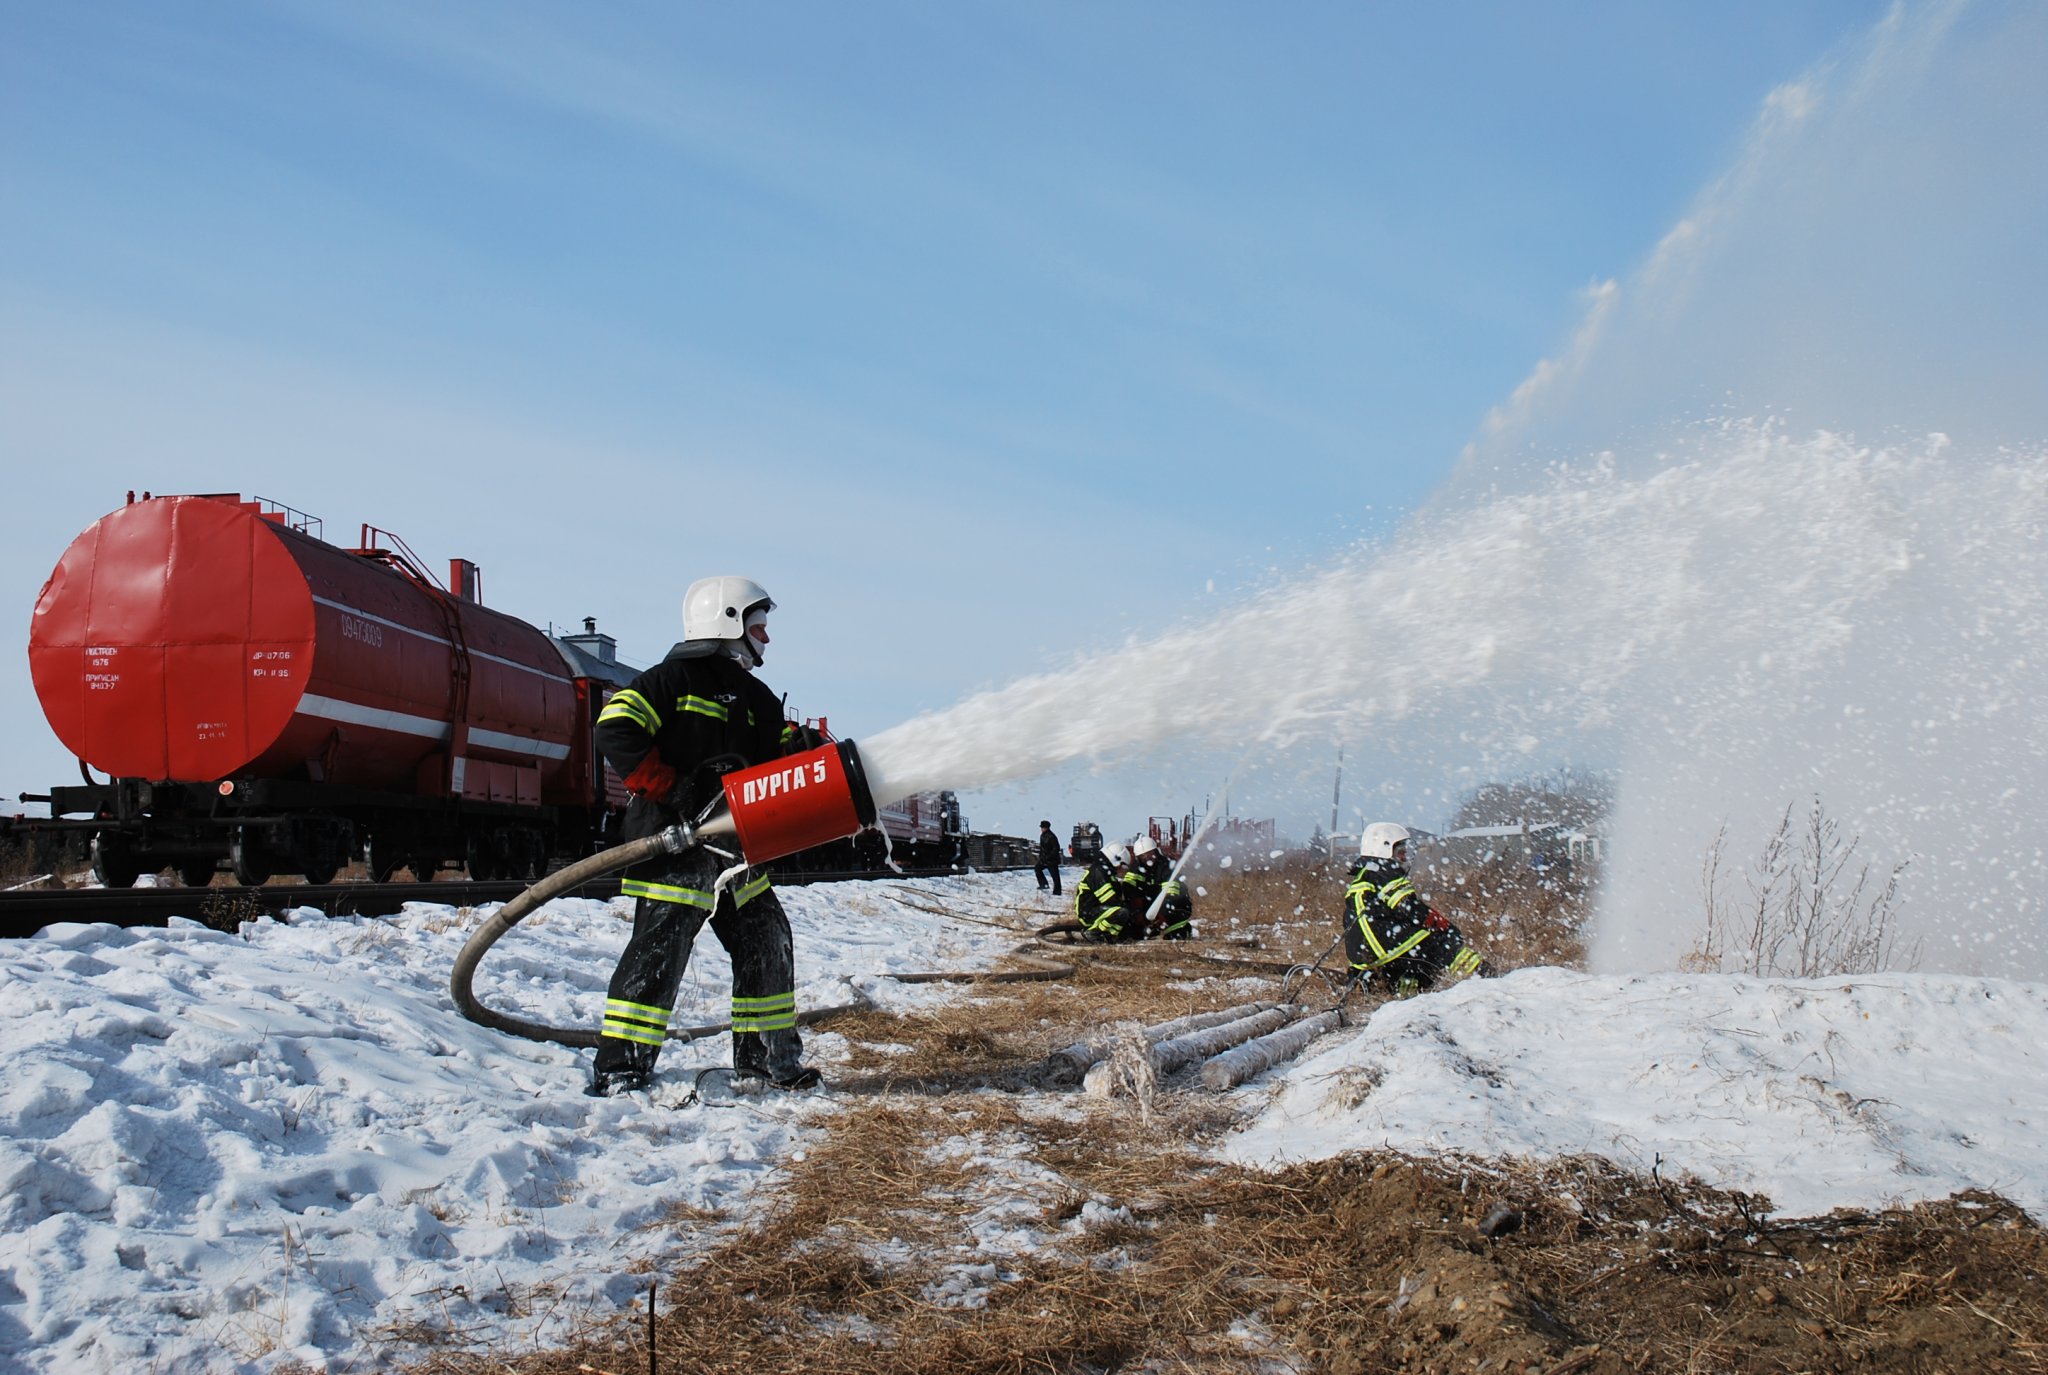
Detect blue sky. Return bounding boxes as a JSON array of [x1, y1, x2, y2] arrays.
[[0, 1, 1986, 839]]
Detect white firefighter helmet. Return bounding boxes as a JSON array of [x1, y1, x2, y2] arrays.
[[1131, 834, 1160, 860], [1359, 822, 1411, 861], [1102, 842, 1132, 868], [683, 576, 774, 644]]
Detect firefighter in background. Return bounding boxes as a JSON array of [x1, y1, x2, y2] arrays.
[[1128, 834, 1194, 940], [587, 576, 819, 1097], [1342, 822, 1490, 996], [1075, 841, 1147, 942]]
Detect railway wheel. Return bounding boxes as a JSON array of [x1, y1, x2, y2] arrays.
[[365, 837, 406, 884], [90, 834, 141, 889], [511, 831, 545, 881], [179, 860, 216, 888], [301, 862, 338, 886], [410, 856, 440, 882], [229, 830, 271, 886], [465, 836, 497, 882]]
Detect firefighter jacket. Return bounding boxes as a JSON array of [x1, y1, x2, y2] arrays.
[[1129, 857, 1194, 937], [1342, 857, 1484, 984], [595, 642, 790, 843], [1075, 860, 1145, 941]]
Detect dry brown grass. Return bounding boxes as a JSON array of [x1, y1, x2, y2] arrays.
[[399, 859, 2047, 1375]]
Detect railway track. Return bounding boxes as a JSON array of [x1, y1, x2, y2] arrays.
[[0, 865, 1018, 940]]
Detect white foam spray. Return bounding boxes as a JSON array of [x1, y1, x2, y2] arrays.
[[861, 1, 2048, 975], [863, 427, 2048, 973]]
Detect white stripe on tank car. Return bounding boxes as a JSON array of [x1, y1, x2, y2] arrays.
[[297, 694, 572, 761], [468, 726, 571, 761], [310, 596, 575, 685], [297, 693, 448, 742]]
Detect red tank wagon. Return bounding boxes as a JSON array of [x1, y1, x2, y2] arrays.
[[27, 493, 636, 886]]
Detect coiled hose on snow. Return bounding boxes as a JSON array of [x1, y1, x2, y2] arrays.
[[450, 823, 1081, 1052], [450, 827, 697, 1049]]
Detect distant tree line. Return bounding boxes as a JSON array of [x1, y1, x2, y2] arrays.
[[1448, 768, 1614, 833]]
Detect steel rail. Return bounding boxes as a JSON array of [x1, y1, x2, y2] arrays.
[[0, 864, 1027, 940]]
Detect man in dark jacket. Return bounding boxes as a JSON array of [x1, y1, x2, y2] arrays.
[[1342, 822, 1488, 996], [586, 575, 817, 1097], [1034, 820, 1062, 895]]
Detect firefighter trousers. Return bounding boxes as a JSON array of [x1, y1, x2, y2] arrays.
[[1344, 918, 1484, 992], [593, 857, 801, 1081]]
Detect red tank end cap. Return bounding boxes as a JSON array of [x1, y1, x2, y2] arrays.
[[719, 742, 866, 866], [28, 496, 316, 780]]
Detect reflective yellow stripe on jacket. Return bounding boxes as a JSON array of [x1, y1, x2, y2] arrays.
[[598, 689, 662, 733], [1346, 874, 1429, 969], [1350, 919, 1430, 968], [1087, 908, 1129, 934], [679, 694, 728, 721], [1347, 873, 1419, 917], [1076, 875, 1127, 934], [622, 876, 772, 908], [621, 879, 715, 907]]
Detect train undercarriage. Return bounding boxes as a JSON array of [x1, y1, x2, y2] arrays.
[[30, 776, 589, 888], [22, 776, 1035, 888]]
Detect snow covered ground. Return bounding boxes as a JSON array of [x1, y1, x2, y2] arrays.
[[1224, 965, 2048, 1220], [2, 870, 2044, 1373]]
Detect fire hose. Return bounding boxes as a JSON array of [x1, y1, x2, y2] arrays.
[[452, 739, 876, 1050], [450, 821, 712, 1049], [450, 737, 1389, 1056], [450, 738, 1080, 1051], [449, 818, 1081, 1050]]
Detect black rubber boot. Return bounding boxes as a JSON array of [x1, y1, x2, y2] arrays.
[[586, 1068, 652, 1097]]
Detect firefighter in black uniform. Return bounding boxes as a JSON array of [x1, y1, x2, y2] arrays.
[[1343, 822, 1488, 996], [1075, 841, 1147, 942], [586, 575, 817, 1097], [1127, 834, 1194, 939]]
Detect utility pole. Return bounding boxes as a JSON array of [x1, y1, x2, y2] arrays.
[[1330, 745, 1343, 835]]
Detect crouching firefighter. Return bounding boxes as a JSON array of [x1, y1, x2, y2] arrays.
[[586, 575, 820, 1097], [1129, 834, 1194, 940], [1075, 842, 1147, 943], [1342, 823, 1491, 996]]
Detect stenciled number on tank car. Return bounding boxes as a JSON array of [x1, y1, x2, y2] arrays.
[[338, 612, 386, 649], [85, 644, 121, 690], [249, 648, 297, 679]]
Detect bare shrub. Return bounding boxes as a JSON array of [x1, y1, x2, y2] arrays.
[[1692, 798, 1919, 977], [0, 832, 36, 885]]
